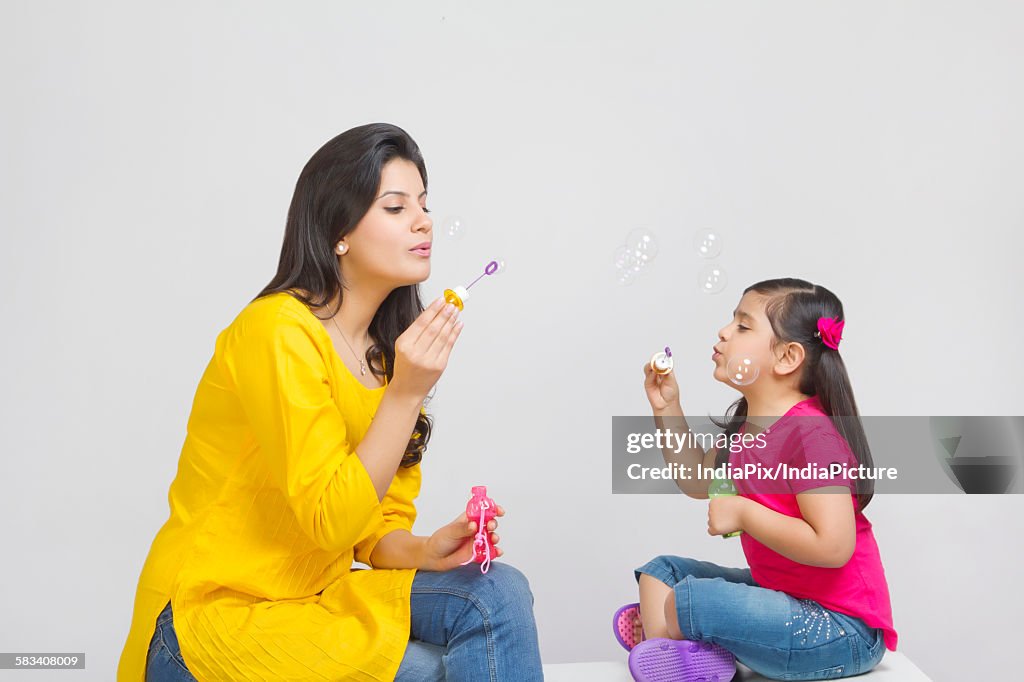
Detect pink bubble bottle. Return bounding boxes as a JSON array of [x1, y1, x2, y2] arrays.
[[460, 485, 497, 573]]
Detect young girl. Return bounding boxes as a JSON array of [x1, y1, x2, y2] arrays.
[[613, 278, 897, 681]]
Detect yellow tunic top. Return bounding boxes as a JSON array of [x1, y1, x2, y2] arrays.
[[118, 291, 421, 681]]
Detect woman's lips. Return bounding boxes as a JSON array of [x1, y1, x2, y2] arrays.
[[410, 247, 431, 257]]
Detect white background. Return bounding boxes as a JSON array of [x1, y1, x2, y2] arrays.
[[2, 1, 1023, 680]]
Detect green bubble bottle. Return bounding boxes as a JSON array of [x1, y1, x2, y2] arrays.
[[708, 477, 743, 538]]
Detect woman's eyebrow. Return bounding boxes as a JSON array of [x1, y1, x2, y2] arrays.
[[377, 190, 428, 200]]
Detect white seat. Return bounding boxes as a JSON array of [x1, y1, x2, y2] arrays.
[[542, 652, 931, 681]]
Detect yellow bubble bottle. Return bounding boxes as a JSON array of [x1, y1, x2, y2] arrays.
[[443, 285, 470, 311]]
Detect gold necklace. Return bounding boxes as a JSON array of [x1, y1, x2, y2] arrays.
[[330, 315, 368, 376]]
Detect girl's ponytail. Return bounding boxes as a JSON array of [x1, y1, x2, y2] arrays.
[[814, 347, 875, 512]]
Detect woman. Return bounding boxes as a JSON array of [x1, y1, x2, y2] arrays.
[[118, 123, 543, 681]]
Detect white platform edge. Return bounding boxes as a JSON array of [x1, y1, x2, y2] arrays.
[[543, 652, 931, 681]]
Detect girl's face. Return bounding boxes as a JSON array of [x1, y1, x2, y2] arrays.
[[339, 158, 433, 289], [712, 291, 780, 388]]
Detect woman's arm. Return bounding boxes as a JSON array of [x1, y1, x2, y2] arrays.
[[368, 509, 506, 571], [356, 390, 428, 500], [743, 488, 856, 568], [357, 299, 462, 499], [367, 529, 427, 569]]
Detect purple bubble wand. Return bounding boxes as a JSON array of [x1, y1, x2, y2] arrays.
[[444, 260, 501, 310]]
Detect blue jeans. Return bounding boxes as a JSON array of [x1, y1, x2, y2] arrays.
[[146, 562, 542, 682], [635, 555, 887, 681], [145, 600, 197, 682], [395, 562, 542, 681]]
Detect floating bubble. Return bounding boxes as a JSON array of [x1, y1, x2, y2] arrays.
[[443, 216, 466, 239], [698, 264, 728, 294], [613, 245, 640, 272], [726, 356, 760, 386], [613, 229, 658, 285], [625, 228, 659, 265], [693, 229, 723, 259]]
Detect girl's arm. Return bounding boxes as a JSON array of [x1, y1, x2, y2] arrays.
[[644, 364, 715, 499], [738, 488, 856, 568], [653, 407, 717, 499]]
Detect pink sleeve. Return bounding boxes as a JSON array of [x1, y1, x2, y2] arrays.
[[788, 422, 857, 495]]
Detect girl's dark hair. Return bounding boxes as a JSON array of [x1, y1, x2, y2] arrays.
[[252, 123, 431, 468], [713, 277, 874, 511]]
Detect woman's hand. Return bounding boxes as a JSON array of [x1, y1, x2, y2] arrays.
[[390, 297, 464, 402], [420, 505, 506, 572], [643, 359, 680, 413], [707, 496, 749, 536]]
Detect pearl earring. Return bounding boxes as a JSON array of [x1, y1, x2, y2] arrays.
[[337, 244, 347, 254]]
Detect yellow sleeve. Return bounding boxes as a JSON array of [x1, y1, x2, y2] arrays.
[[353, 456, 423, 566], [224, 306, 382, 553]]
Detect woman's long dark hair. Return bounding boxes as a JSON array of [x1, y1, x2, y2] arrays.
[[252, 123, 431, 468], [713, 278, 874, 511]]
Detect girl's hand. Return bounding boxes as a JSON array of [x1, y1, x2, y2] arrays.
[[708, 496, 748, 536], [643, 360, 680, 412], [421, 505, 506, 572], [390, 297, 464, 402]]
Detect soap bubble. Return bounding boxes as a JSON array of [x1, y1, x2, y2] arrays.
[[698, 264, 728, 294], [726, 356, 760, 386], [693, 229, 723, 259], [613, 229, 659, 285], [613, 245, 640, 286], [613, 245, 640, 272], [625, 228, 659, 265], [443, 216, 466, 239]]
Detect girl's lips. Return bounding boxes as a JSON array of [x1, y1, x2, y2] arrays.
[[712, 351, 722, 360]]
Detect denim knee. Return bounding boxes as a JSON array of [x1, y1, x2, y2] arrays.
[[635, 554, 701, 587], [472, 562, 535, 617]]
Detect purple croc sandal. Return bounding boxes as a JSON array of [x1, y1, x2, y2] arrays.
[[628, 638, 737, 682], [612, 602, 644, 651]]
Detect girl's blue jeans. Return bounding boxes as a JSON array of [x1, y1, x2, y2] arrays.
[[636, 555, 886, 680], [145, 562, 542, 682]]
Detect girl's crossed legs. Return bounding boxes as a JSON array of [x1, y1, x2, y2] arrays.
[[635, 555, 886, 680]]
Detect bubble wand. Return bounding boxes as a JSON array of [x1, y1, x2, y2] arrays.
[[444, 260, 501, 311]]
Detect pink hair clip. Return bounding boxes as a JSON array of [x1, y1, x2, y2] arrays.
[[815, 316, 844, 350]]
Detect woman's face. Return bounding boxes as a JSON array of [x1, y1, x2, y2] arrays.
[[340, 158, 433, 289], [712, 291, 779, 388]]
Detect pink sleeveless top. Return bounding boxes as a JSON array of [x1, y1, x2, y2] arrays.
[[730, 396, 898, 651]]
